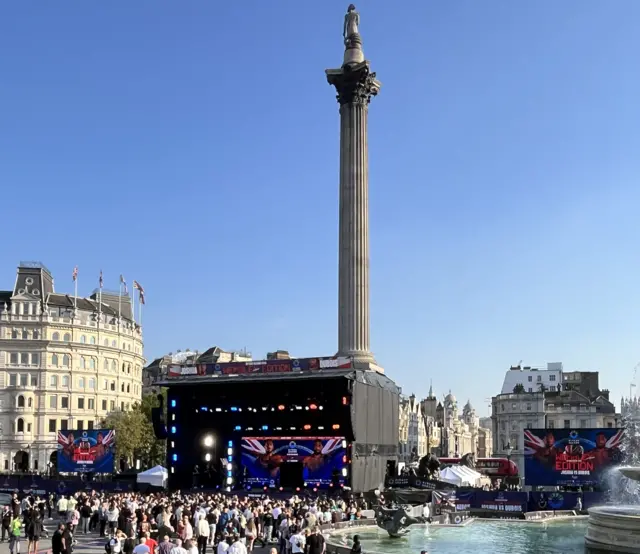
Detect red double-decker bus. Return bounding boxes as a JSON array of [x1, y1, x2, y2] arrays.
[[439, 457, 518, 478]]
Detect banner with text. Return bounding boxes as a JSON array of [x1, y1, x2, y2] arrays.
[[57, 429, 115, 473], [524, 428, 624, 486]]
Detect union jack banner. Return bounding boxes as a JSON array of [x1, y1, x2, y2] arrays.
[[72, 266, 78, 281], [134, 281, 145, 305]]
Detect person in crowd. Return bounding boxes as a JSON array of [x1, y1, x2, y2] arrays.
[[216, 534, 229, 554], [26, 508, 44, 554], [185, 539, 198, 554], [350, 534, 361, 554], [196, 515, 209, 554], [51, 523, 66, 554], [226, 534, 246, 554], [9, 512, 22, 554], [123, 530, 137, 554], [158, 535, 175, 554], [132, 536, 149, 554], [62, 522, 74, 554], [170, 538, 188, 554], [2, 505, 12, 542], [289, 525, 305, 554], [145, 531, 158, 554], [306, 527, 325, 554]]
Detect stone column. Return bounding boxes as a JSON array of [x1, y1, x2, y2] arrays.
[[327, 60, 380, 363]]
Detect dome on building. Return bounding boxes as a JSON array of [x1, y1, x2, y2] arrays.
[[444, 391, 456, 405], [464, 399, 474, 412]]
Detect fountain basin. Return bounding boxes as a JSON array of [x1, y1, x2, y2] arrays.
[[585, 506, 640, 553]]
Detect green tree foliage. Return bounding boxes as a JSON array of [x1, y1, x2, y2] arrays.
[[513, 384, 526, 394], [102, 389, 167, 470]]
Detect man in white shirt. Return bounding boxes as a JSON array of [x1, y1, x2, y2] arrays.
[[216, 536, 229, 554], [196, 515, 209, 554], [289, 528, 306, 554], [170, 539, 188, 554], [226, 535, 246, 554]]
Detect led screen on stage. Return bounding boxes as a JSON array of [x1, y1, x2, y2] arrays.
[[57, 429, 115, 473], [524, 428, 624, 486], [241, 436, 345, 485]]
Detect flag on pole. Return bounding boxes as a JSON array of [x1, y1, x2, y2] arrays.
[[99, 270, 103, 289], [133, 280, 145, 305], [72, 266, 78, 282], [120, 275, 128, 294]]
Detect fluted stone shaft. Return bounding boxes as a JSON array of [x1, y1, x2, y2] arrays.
[[326, 61, 380, 363]]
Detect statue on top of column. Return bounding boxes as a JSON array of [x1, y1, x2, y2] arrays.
[[343, 4, 360, 47]]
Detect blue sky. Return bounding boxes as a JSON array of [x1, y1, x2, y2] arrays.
[[2, 1, 640, 415]]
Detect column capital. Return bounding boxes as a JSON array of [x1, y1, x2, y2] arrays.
[[326, 61, 381, 106]]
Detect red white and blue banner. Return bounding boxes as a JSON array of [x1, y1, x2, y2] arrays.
[[167, 356, 352, 378], [524, 428, 624, 486], [57, 429, 115, 473]]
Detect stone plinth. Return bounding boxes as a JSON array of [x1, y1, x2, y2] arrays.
[[585, 506, 640, 553]]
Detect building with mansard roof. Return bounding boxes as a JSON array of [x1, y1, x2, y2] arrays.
[[0, 262, 144, 472]]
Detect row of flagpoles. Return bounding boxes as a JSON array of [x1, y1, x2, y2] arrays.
[[71, 266, 145, 326]]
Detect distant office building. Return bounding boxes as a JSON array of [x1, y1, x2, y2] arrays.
[[501, 362, 563, 394], [0, 262, 144, 472]]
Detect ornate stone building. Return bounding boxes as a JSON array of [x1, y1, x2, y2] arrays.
[[398, 394, 428, 463], [0, 262, 144, 472]]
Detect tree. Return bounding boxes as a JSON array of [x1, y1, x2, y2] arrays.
[[513, 384, 526, 394], [102, 390, 167, 471]]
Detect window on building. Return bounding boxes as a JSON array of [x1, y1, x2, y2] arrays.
[[89, 378, 95, 389], [88, 421, 94, 430], [30, 374, 37, 387], [17, 418, 24, 432], [77, 398, 85, 409], [121, 402, 125, 411], [126, 384, 130, 393], [9, 374, 17, 386], [27, 397, 32, 408], [17, 396, 25, 408], [52, 354, 59, 367], [89, 358, 95, 370], [80, 335, 86, 344], [62, 375, 69, 387], [61, 397, 69, 409], [33, 330, 40, 340], [11, 329, 18, 339], [48, 419, 56, 432], [537, 375, 541, 382], [21, 330, 28, 340], [111, 360, 116, 371], [90, 337, 96, 345], [33, 460, 38, 471], [103, 379, 108, 390], [511, 403, 517, 409], [79, 377, 85, 388], [564, 419, 571, 428], [27, 423, 31, 433], [121, 383, 125, 392], [52, 332, 60, 341], [3, 461, 7, 470], [80, 357, 86, 370], [62, 355, 70, 367], [88, 398, 95, 410], [127, 365, 130, 374], [104, 339, 108, 346], [10, 353, 18, 364], [580, 419, 588, 428], [50, 375, 58, 387], [528, 376, 532, 382], [20, 353, 29, 365], [526, 403, 531, 411], [103, 359, 109, 370], [31, 353, 39, 365], [548, 420, 555, 428], [110, 400, 115, 411], [550, 374, 556, 381], [20, 374, 27, 386], [63, 333, 71, 342], [111, 340, 116, 347], [102, 399, 107, 411], [608, 422, 613, 428], [77, 420, 84, 430], [60, 419, 68, 430], [110, 381, 116, 391], [50, 396, 58, 409]]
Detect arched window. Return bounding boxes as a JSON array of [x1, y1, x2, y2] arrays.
[[27, 397, 32, 408], [63, 333, 71, 342], [90, 336, 96, 345], [50, 375, 58, 387], [62, 355, 70, 367], [126, 384, 130, 393], [79, 377, 85, 388], [62, 376, 69, 387], [127, 364, 131, 374], [111, 340, 116, 347], [103, 359, 109, 370], [111, 360, 116, 371], [104, 339, 109, 346], [33, 330, 40, 340], [121, 382, 125, 392], [17, 418, 24, 433], [80, 357, 86, 369], [80, 335, 86, 344], [21, 330, 28, 340], [89, 358, 95, 370], [52, 354, 59, 366], [122, 363, 125, 373], [17, 396, 25, 408], [89, 378, 95, 389], [52, 332, 60, 341]]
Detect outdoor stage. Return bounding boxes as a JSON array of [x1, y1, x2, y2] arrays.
[[158, 357, 399, 492]]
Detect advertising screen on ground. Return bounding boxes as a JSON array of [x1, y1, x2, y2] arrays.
[[57, 429, 115, 473], [524, 428, 624, 486], [241, 436, 345, 486]]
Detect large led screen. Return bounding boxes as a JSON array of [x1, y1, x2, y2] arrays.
[[57, 429, 115, 473]]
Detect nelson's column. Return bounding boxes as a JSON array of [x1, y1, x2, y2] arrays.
[[326, 5, 382, 370]]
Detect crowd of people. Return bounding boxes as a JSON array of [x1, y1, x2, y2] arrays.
[[0, 490, 372, 554]]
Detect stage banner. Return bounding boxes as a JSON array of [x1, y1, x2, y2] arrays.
[[168, 356, 352, 378], [385, 475, 448, 490], [473, 490, 527, 513], [529, 491, 583, 511], [524, 428, 624, 486], [57, 429, 116, 473], [432, 490, 474, 511], [241, 436, 345, 486]]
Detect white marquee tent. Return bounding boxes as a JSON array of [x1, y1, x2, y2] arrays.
[[438, 465, 483, 487], [137, 465, 168, 488]]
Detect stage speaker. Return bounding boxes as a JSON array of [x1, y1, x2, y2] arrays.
[[152, 393, 168, 439]]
